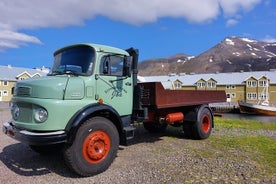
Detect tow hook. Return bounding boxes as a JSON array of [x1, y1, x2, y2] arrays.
[[3, 122, 15, 137]]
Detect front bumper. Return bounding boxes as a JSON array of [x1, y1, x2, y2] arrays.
[[2, 121, 67, 145]]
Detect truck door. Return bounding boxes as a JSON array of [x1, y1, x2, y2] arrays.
[[96, 55, 133, 116]]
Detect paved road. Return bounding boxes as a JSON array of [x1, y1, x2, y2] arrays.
[[0, 102, 9, 109]]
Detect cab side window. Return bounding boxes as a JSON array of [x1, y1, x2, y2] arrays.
[[100, 55, 124, 76]]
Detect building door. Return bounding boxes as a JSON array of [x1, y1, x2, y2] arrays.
[[0, 91, 2, 101]]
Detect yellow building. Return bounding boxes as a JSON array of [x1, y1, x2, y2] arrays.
[[0, 65, 48, 102], [139, 70, 276, 105]]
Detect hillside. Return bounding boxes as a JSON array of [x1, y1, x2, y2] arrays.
[[138, 37, 276, 76], [138, 54, 192, 76]]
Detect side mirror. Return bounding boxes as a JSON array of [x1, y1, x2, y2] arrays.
[[123, 56, 132, 77]]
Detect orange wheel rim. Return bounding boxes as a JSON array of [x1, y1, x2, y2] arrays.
[[82, 130, 111, 164], [202, 115, 211, 133]]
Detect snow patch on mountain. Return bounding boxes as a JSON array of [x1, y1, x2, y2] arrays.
[[226, 59, 232, 64], [187, 56, 195, 60], [253, 47, 260, 51], [225, 38, 235, 45], [233, 52, 241, 56], [241, 38, 257, 43]]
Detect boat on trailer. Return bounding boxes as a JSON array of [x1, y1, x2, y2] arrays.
[[238, 101, 276, 116]]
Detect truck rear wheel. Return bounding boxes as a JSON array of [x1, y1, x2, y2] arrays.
[[193, 107, 212, 139], [183, 122, 193, 138], [63, 117, 119, 176]]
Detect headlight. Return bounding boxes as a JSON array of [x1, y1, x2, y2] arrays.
[[11, 103, 20, 120], [34, 107, 48, 123]]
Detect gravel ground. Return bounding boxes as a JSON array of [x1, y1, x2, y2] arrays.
[[0, 103, 275, 184]]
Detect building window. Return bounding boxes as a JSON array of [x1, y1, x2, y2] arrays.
[[174, 82, 181, 89], [226, 93, 231, 98], [3, 81, 9, 86], [247, 93, 257, 100], [3, 81, 8, 86], [247, 80, 257, 87], [226, 93, 236, 98], [207, 81, 216, 88], [259, 93, 268, 100], [259, 80, 267, 87], [197, 82, 205, 88], [226, 85, 236, 89], [3, 90, 8, 96]]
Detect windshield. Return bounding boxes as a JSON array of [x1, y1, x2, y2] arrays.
[[50, 45, 95, 76]]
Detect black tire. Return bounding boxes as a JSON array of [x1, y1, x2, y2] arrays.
[[143, 122, 167, 133], [193, 107, 213, 139], [63, 117, 119, 176], [29, 144, 63, 155], [183, 122, 193, 138]]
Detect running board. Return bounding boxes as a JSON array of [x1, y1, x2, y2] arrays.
[[122, 126, 136, 145]]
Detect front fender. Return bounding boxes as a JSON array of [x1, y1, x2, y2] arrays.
[[65, 103, 122, 144]]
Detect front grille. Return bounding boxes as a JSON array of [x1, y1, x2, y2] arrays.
[[17, 102, 33, 122], [15, 86, 31, 96]]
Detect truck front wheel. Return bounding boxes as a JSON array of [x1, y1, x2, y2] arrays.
[[63, 117, 119, 176]]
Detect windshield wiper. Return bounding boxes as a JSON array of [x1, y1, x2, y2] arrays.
[[48, 71, 64, 76], [64, 70, 79, 76], [48, 70, 79, 76]]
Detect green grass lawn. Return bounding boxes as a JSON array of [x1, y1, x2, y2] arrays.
[[212, 117, 276, 175], [215, 117, 276, 130]]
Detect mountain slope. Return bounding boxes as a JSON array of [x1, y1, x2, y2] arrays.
[[138, 54, 192, 76], [138, 37, 276, 76]]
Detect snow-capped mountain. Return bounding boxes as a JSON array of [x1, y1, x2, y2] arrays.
[[138, 37, 276, 76], [224, 37, 276, 58]]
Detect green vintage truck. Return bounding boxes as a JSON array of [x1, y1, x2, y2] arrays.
[[3, 43, 226, 176]]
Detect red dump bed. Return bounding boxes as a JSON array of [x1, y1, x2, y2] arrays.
[[139, 82, 226, 109]]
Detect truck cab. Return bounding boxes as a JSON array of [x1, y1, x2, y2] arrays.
[[7, 44, 136, 136], [3, 43, 139, 176]]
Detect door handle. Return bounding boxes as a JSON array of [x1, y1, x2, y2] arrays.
[[125, 82, 132, 86]]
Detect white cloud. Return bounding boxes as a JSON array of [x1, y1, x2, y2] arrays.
[[0, 0, 262, 50], [96, 0, 221, 25], [0, 0, 222, 28], [219, 0, 262, 17], [0, 31, 41, 43], [226, 19, 239, 27], [262, 35, 276, 43], [0, 30, 42, 51]]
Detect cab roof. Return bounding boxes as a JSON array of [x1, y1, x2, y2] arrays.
[[54, 43, 129, 56]]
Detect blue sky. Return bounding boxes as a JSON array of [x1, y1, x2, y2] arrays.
[[0, 0, 275, 69]]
